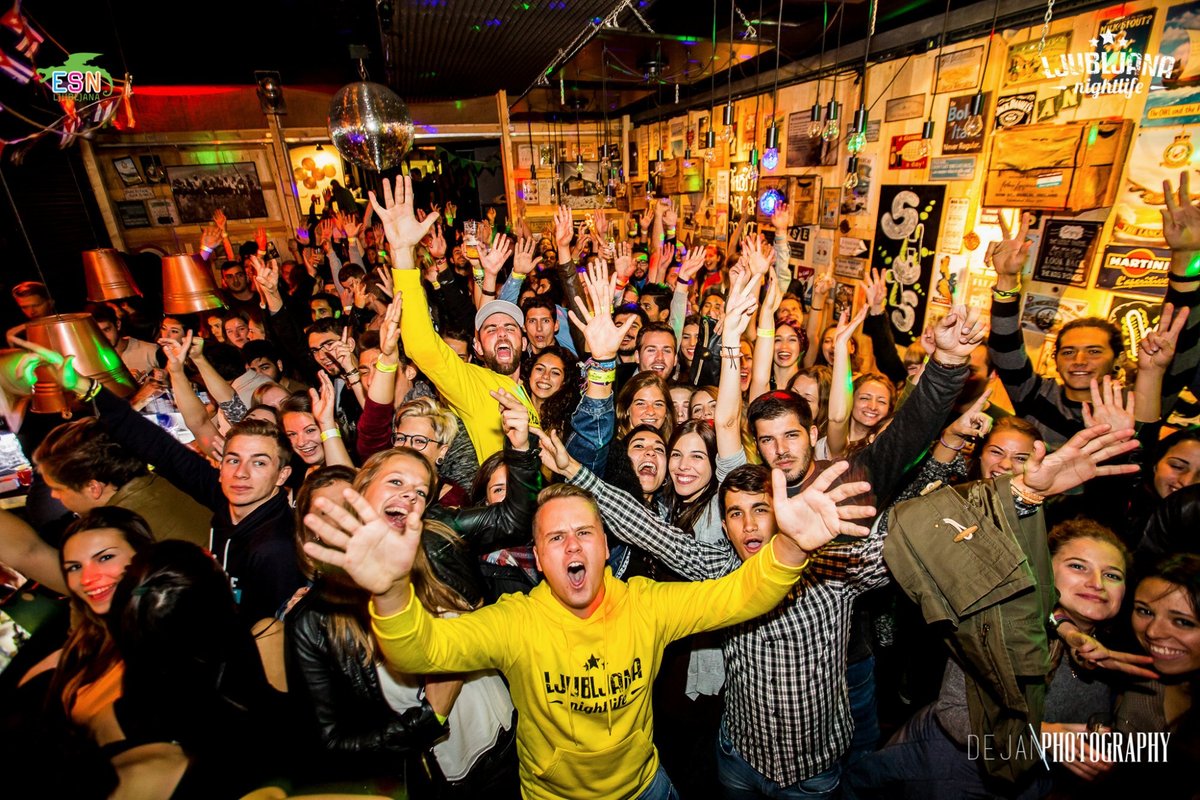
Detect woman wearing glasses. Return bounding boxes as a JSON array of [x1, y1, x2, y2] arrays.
[[392, 397, 471, 508]]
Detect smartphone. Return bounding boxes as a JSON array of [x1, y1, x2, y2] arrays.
[[265, 241, 280, 261]]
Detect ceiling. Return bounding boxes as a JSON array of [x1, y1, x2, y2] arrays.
[[26, 0, 984, 121]]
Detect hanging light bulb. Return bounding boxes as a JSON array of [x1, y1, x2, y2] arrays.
[[915, 119, 935, 159], [576, 151, 585, 174], [704, 128, 716, 149], [750, 147, 760, 167], [822, 101, 840, 141], [808, 102, 823, 138], [762, 148, 779, 171], [844, 155, 860, 189], [845, 107, 866, 154], [656, 146, 665, 162], [762, 123, 779, 169]]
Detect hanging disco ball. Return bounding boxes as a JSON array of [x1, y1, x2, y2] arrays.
[[758, 188, 785, 217], [328, 82, 415, 172]]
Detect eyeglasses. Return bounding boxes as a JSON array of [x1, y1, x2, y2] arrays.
[[308, 340, 338, 357], [392, 432, 433, 451]]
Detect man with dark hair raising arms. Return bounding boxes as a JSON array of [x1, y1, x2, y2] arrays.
[[301, 455, 875, 800]]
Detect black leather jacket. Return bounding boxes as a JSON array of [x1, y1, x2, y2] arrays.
[[284, 585, 446, 781], [425, 441, 542, 605]]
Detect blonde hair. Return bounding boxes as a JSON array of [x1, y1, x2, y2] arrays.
[[393, 396, 459, 448]]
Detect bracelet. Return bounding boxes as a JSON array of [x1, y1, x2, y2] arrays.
[[720, 346, 743, 359], [480, 287, 497, 297], [200, 245, 214, 256], [80, 378, 103, 403], [666, 228, 676, 237], [319, 428, 342, 442], [431, 280, 441, 290], [1048, 609, 1074, 630], [344, 373, 362, 385], [511, 272, 527, 283], [938, 435, 965, 452], [374, 359, 399, 373], [1010, 480, 1045, 506], [347, 237, 358, 245], [587, 368, 616, 384], [810, 305, 825, 312], [992, 284, 1021, 299], [221, 231, 230, 239], [588, 357, 618, 370], [756, 327, 775, 339]]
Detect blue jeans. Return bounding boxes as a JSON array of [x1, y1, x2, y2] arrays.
[[636, 764, 680, 800], [716, 718, 841, 799], [844, 655, 880, 767]]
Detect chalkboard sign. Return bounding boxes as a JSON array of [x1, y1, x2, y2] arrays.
[[1032, 220, 1100, 288]]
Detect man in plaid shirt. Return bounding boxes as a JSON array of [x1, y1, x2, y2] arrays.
[[553, 305, 981, 797]]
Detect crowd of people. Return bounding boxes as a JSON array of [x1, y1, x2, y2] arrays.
[[0, 170, 1198, 800]]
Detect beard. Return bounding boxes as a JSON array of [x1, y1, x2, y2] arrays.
[[481, 349, 520, 376]]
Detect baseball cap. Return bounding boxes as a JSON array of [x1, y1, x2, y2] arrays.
[[475, 299, 524, 330]]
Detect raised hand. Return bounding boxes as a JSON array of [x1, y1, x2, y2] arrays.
[[812, 271, 836, 301], [329, 327, 359, 376], [368, 176, 440, 255], [663, 201, 678, 230], [531, 427, 579, 477], [653, 241, 676, 282], [553, 205, 573, 252], [316, 218, 336, 248], [638, 203, 654, 234], [444, 201, 457, 225], [479, 233, 513, 277], [486, 206, 497, 224], [988, 211, 1033, 286], [772, 461, 876, 556], [945, 387, 994, 441], [677, 244, 706, 284], [567, 259, 635, 361], [613, 241, 634, 284], [310, 370, 338, 429], [374, 266, 394, 299], [159, 330, 193, 375], [1162, 171, 1200, 253], [303, 490, 422, 596], [250, 255, 280, 297], [378, 292, 403, 358], [931, 304, 987, 365], [1137, 302, 1188, 373], [721, 270, 760, 346], [11, 338, 81, 393], [591, 210, 609, 239], [302, 247, 322, 278], [834, 304, 869, 350], [743, 233, 773, 277], [770, 201, 790, 232], [1082, 376, 1135, 434], [340, 211, 364, 239], [255, 225, 268, 253], [200, 225, 222, 251], [492, 388, 531, 450], [861, 268, 887, 315], [1018, 423, 1140, 497], [213, 208, 227, 232], [427, 223, 447, 260], [512, 236, 542, 277]]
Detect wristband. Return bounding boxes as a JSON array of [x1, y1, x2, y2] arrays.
[[992, 284, 1021, 299], [1049, 609, 1074, 630], [480, 287, 497, 297], [511, 272, 527, 283], [431, 280, 441, 290], [615, 278, 628, 292], [200, 245, 214, 257], [756, 327, 775, 339], [1010, 480, 1045, 506], [345, 372, 362, 385], [374, 359, 399, 373], [938, 435, 965, 452], [587, 368, 616, 384], [666, 228, 676, 237], [81, 378, 103, 403], [589, 357, 618, 370], [319, 428, 342, 442], [810, 305, 825, 312], [221, 231, 230, 239], [347, 237, 358, 245]]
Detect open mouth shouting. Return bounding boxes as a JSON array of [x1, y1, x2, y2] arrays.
[[566, 560, 587, 590]]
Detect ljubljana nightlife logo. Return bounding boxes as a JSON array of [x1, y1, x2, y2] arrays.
[[1041, 12, 1173, 99], [37, 52, 113, 101]]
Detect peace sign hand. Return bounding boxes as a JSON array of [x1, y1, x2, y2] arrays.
[[989, 211, 1033, 285], [303, 488, 422, 596], [1162, 171, 1200, 253], [1137, 302, 1189, 374]]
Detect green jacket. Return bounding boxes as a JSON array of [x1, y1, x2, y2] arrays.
[[884, 475, 1054, 785]]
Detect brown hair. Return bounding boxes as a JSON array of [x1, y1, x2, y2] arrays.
[[1048, 518, 1130, 571], [616, 371, 675, 442], [33, 418, 147, 490], [52, 508, 156, 714]]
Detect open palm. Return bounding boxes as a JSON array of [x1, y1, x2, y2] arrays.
[[302, 488, 421, 595], [1020, 424, 1140, 497], [369, 176, 439, 253], [772, 462, 876, 553], [1162, 171, 1200, 252]]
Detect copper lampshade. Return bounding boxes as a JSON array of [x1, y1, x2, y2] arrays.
[[82, 248, 142, 301], [24, 314, 137, 413], [162, 253, 225, 315]]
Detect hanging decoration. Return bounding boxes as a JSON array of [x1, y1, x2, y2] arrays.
[[328, 81, 415, 173], [0, 2, 135, 159]]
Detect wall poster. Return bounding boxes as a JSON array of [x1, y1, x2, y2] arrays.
[[942, 92, 989, 154], [1096, 245, 1171, 296], [935, 46, 984, 93], [1032, 220, 1102, 287], [1005, 32, 1072, 86], [1020, 293, 1092, 336], [1108, 293, 1165, 361], [1113, 124, 1200, 246], [1141, 2, 1200, 127], [995, 92, 1036, 129], [869, 185, 947, 346], [889, 134, 929, 170]]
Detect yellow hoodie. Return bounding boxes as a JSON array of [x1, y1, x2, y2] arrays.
[[371, 539, 808, 800]]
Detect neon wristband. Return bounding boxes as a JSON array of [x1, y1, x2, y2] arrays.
[[756, 327, 775, 339], [587, 368, 616, 384], [81, 379, 103, 402], [589, 357, 618, 370], [319, 428, 341, 442], [200, 245, 214, 256], [374, 360, 399, 373], [511, 272, 527, 282]]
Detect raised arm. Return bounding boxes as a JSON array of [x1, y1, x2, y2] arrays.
[[1159, 172, 1200, 415], [860, 268, 906, 384], [986, 212, 1044, 412], [311, 371, 354, 468], [749, 260, 782, 401], [717, 271, 759, 458], [804, 271, 834, 367], [161, 331, 222, 457], [825, 305, 869, 458]]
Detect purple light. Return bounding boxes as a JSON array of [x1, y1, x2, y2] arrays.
[[762, 148, 779, 170], [758, 188, 784, 216]]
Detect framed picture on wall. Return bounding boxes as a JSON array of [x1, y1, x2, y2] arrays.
[[934, 46, 983, 93], [113, 157, 143, 186], [115, 200, 151, 229], [166, 162, 268, 223], [139, 155, 166, 184]]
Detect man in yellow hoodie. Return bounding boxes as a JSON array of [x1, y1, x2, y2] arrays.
[[302, 457, 875, 800]]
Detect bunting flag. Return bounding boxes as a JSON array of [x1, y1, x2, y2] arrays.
[[0, 45, 32, 82], [1, 2, 41, 59]]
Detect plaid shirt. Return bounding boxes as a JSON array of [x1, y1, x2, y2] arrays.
[[571, 467, 889, 784]]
